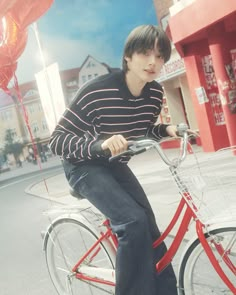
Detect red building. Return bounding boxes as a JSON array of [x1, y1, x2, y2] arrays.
[[168, 0, 236, 151]]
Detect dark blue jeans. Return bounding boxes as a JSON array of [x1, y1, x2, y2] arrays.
[[63, 159, 177, 295]]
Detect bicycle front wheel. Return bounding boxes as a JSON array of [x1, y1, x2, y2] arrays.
[[179, 227, 236, 295], [44, 217, 115, 295]]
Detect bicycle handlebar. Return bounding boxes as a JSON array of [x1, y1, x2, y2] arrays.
[[109, 123, 190, 168]]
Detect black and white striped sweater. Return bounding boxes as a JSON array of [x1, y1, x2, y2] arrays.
[[49, 70, 169, 164]]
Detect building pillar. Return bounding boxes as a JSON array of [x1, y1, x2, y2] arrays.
[[208, 23, 236, 147], [184, 55, 229, 151]]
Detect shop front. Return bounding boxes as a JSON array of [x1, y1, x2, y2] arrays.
[[168, 0, 236, 151], [157, 48, 198, 147]]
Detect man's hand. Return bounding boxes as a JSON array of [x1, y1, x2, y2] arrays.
[[101, 134, 128, 156], [166, 125, 199, 137], [166, 125, 178, 137]]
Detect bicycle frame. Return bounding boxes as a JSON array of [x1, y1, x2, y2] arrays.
[[73, 219, 117, 286], [68, 196, 193, 285], [47, 130, 236, 293], [70, 183, 236, 293]]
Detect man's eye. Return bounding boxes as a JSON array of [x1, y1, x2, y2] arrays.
[[144, 50, 151, 56]]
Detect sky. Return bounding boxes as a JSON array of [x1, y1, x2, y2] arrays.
[[15, 0, 158, 84]]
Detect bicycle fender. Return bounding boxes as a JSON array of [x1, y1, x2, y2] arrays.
[[177, 221, 236, 278]]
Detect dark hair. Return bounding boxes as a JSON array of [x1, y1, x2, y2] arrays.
[[122, 25, 171, 72]]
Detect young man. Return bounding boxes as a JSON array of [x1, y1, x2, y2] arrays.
[[49, 25, 178, 295]]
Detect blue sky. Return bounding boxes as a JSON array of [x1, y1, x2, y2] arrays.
[[15, 0, 158, 84]]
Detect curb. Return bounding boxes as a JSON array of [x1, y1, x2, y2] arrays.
[[24, 171, 75, 206], [0, 164, 63, 187]]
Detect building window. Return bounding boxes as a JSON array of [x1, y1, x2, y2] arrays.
[[11, 128, 17, 137], [86, 61, 96, 68], [32, 122, 39, 135], [1, 110, 12, 121], [42, 119, 48, 131], [23, 89, 39, 98], [88, 74, 92, 80], [66, 80, 77, 87], [24, 125, 29, 136], [28, 104, 35, 114], [94, 73, 98, 78], [38, 103, 42, 112], [82, 75, 86, 83]]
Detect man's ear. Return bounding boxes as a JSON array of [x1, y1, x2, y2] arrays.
[[124, 56, 130, 62]]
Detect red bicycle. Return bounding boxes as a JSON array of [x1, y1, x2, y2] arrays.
[[43, 123, 236, 294]]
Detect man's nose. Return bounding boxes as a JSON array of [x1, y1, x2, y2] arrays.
[[148, 54, 156, 65]]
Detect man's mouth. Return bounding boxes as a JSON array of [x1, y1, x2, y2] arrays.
[[145, 69, 155, 74]]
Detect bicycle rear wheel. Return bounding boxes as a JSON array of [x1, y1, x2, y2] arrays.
[[44, 217, 115, 295], [179, 227, 236, 294]]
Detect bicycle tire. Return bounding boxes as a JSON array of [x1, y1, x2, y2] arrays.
[[44, 217, 115, 295], [179, 227, 236, 295]]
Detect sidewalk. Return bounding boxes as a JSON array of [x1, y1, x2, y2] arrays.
[[0, 155, 63, 184], [25, 146, 204, 204]]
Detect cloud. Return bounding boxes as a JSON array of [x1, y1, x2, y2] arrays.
[[15, 28, 121, 84], [48, 0, 112, 36], [70, 11, 107, 34], [13, 0, 157, 84]]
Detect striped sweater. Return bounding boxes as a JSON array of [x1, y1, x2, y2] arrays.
[[49, 70, 169, 164]]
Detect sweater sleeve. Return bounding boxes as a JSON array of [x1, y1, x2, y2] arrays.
[[146, 123, 170, 140], [146, 82, 170, 140], [49, 88, 104, 161]]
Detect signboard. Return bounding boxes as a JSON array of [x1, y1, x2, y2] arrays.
[[157, 51, 185, 82], [201, 55, 225, 125], [195, 87, 209, 104], [35, 63, 65, 134], [231, 49, 236, 80]]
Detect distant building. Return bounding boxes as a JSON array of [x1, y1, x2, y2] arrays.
[[61, 55, 119, 105], [153, 0, 198, 134], [0, 55, 119, 156]]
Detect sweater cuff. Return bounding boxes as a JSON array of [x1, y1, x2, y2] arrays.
[[159, 124, 170, 137], [90, 140, 111, 157]]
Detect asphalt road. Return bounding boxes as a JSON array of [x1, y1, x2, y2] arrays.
[[0, 161, 183, 295], [1, 145, 235, 294], [0, 168, 61, 295]]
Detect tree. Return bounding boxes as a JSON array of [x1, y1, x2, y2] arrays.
[[3, 129, 25, 163]]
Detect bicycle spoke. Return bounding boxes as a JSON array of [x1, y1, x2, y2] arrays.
[[179, 227, 236, 295], [45, 218, 115, 294]]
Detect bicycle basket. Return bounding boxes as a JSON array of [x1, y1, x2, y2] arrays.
[[173, 146, 236, 225]]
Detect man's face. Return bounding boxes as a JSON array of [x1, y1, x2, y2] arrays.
[[125, 46, 164, 83]]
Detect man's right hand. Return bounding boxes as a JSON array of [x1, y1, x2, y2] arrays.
[[101, 134, 128, 156]]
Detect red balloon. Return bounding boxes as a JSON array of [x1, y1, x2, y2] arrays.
[[0, 15, 28, 66], [9, 0, 54, 29], [0, 0, 54, 90], [0, 62, 17, 91], [0, 0, 17, 19]]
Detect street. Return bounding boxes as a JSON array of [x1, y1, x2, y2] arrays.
[[0, 167, 62, 295], [0, 153, 186, 295], [0, 148, 235, 295], [2, 145, 234, 294]]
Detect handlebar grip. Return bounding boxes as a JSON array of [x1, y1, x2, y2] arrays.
[[132, 147, 147, 155], [109, 150, 130, 162], [109, 147, 147, 162]]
